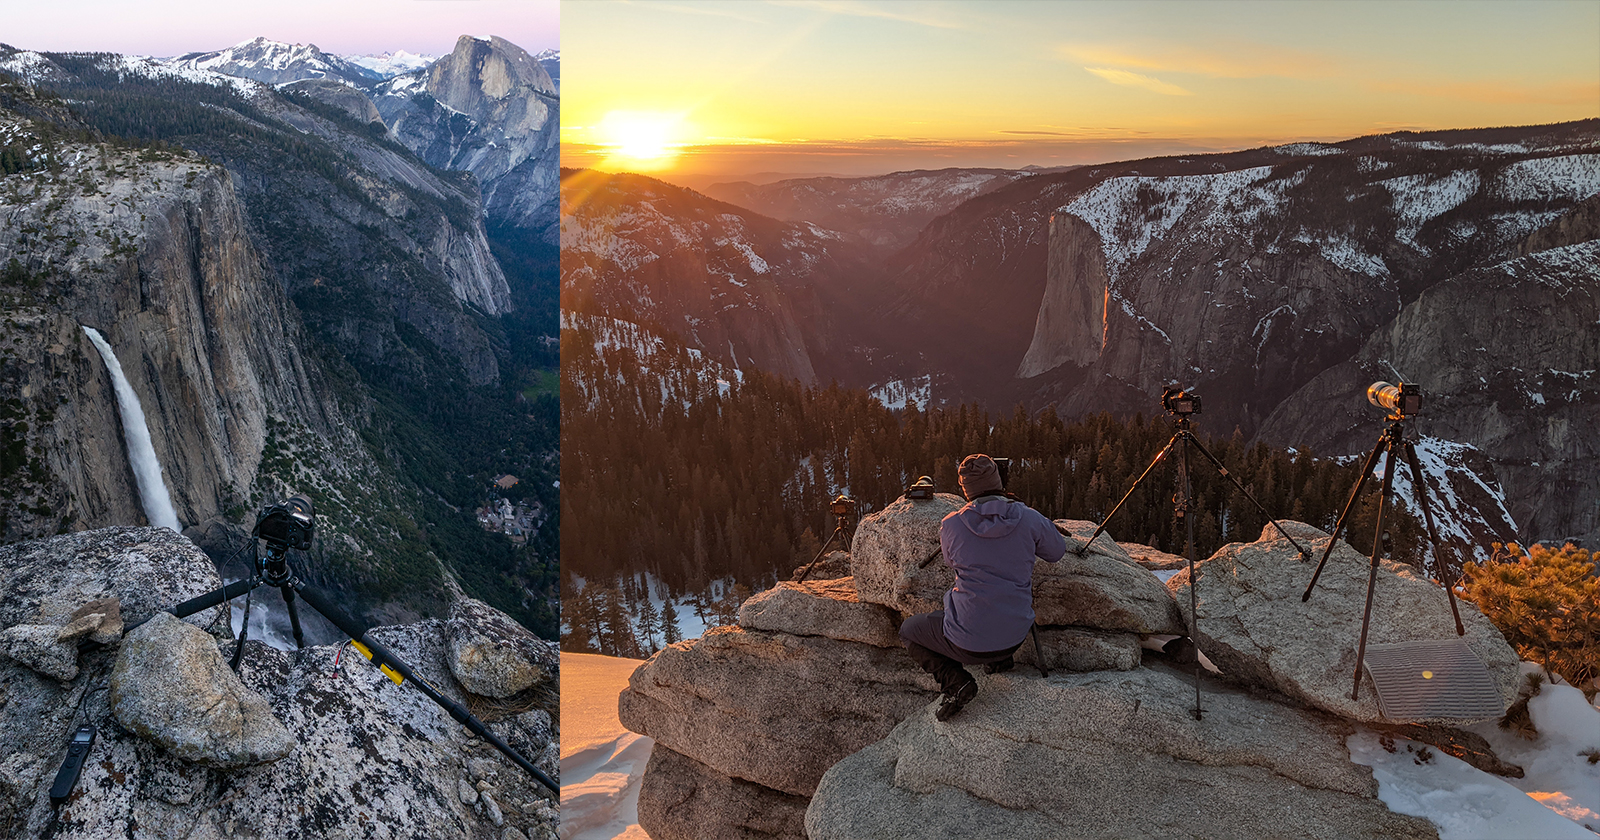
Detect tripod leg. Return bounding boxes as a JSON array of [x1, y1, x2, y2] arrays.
[[280, 587, 307, 650], [288, 580, 559, 795], [1081, 436, 1176, 554], [795, 527, 843, 582], [1402, 441, 1466, 636], [1177, 440, 1202, 721], [1352, 446, 1397, 702], [1303, 436, 1387, 602], [1186, 434, 1314, 561]]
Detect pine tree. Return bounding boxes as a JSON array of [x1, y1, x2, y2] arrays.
[[1459, 542, 1598, 688], [661, 598, 683, 645], [637, 597, 661, 654]]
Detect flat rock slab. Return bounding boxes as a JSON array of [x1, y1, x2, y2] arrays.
[[738, 577, 902, 648], [637, 745, 809, 840], [1016, 626, 1142, 673], [110, 612, 293, 769], [619, 626, 938, 796], [1166, 522, 1520, 723], [807, 665, 1439, 840], [0, 624, 80, 681]]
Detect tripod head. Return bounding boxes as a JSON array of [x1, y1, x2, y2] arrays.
[[252, 495, 315, 586]]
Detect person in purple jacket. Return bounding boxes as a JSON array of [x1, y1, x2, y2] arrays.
[[899, 453, 1068, 720]]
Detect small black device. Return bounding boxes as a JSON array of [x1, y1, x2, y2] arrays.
[[49, 725, 95, 807], [829, 494, 856, 519], [993, 457, 1011, 487], [1367, 381, 1422, 417], [254, 495, 315, 551], [1161, 385, 1201, 416], [904, 476, 935, 500]]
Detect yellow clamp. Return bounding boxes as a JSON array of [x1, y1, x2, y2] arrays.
[[352, 640, 404, 685]]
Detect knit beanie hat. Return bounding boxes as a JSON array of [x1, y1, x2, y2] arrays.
[[957, 454, 1004, 499]]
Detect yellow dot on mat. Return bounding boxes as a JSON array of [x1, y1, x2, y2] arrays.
[[1422, 670, 1434, 679]]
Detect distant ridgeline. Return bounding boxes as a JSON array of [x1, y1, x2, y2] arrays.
[[0, 41, 559, 638], [561, 315, 1427, 606]]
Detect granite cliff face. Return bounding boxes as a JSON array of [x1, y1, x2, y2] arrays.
[[375, 36, 560, 243], [0, 110, 345, 539], [1260, 241, 1600, 546]]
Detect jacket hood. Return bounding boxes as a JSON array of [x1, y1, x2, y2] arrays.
[[954, 496, 1022, 538]]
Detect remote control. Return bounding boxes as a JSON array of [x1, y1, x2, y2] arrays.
[[49, 725, 95, 807]]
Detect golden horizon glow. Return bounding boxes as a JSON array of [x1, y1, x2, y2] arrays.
[[588, 110, 695, 172], [564, 1, 1600, 184]]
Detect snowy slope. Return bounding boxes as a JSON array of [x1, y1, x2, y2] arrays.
[[561, 653, 653, 840], [1350, 675, 1600, 838], [343, 50, 437, 78]]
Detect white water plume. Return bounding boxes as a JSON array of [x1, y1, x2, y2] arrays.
[[82, 326, 181, 532]]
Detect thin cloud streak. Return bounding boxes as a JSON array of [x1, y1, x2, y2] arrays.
[[766, 0, 968, 30], [618, 0, 767, 24], [1063, 41, 1339, 80], [1084, 67, 1192, 96]]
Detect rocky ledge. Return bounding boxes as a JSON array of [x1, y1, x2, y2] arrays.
[[0, 526, 559, 839], [621, 497, 1527, 839]]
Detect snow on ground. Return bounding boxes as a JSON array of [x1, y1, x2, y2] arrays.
[[1495, 154, 1600, 203], [869, 375, 932, 410], [343, 50, 437, 77], [1350, 676, 1600, 838], [560, 653, 653, 840]]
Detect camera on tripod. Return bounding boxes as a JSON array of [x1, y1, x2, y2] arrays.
[[830, 494, 856, 519], [254, 495, 315, 551], [1161, 386, 1201, 417], [1367, 381, 1422, 417]]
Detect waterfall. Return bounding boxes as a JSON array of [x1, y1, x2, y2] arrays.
[[81, 326, 181, 532]]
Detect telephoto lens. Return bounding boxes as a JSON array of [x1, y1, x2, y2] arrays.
[[1367, 381, 1422, 416]]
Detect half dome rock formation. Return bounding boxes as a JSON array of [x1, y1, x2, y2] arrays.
[[0, 527, 559, 839], [618, 498, 1533, 838]]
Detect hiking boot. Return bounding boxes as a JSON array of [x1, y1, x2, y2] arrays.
[[983, 656, 1015, 675], [935, 679, 978, 721]]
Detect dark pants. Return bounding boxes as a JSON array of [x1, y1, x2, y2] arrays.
[[900, 611, 1022, 694]]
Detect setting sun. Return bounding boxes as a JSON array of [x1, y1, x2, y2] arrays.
[[595, 110, 691, 171]]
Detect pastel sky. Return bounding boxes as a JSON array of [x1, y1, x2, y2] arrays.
[[562, 0, 1600, 186], [0, 0, 559, 58]]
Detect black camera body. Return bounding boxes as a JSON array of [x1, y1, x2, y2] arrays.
[[904, 476, 935, 500], [829, 494, 856, 520], [1162, 386, 1201, 417], [255, 495, 315, 551]]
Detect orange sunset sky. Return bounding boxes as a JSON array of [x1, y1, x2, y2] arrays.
[[562, 0, 1600, 188]]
